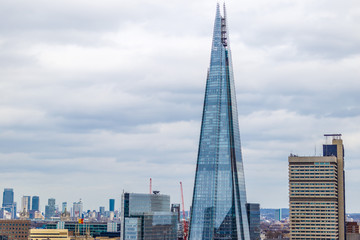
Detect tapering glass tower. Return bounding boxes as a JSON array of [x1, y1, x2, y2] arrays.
[[189, 4, 250, 240]]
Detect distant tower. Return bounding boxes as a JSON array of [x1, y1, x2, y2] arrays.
[[31, 196, 40, 211], [21, 196, 31, 212], [72, 200, 83, 218], [99, 206, 105, 216], [2, 188, 14, 208], [289, 134, 345, 240], [189, 4, 250, 240], [62, 202, 67, 213], [45, 198, 56, 219], [2, 188, 16, 219], [109, 199, 115, 212]]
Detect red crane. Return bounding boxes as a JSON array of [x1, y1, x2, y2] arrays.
[[180, 182, 188, 240], [150, 178, 152, 194]]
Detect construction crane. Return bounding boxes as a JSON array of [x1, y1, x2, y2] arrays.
[[180, 182, 188, 240], [150, 178, 152, 194]]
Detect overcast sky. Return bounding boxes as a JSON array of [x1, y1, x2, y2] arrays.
[[1, 0, 360, 213]]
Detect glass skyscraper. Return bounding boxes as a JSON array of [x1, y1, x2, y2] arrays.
[[189, 4, 250, 240], [32, 196, 40, 211]]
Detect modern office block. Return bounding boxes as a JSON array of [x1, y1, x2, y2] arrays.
[[62, 202, 67, 213], [99, 206, 105, 215], [45, 198, 56, 219], [31, 196, 39, 211], [274, 209, 282, 221], [189, 4, 250, 240], [46, 221, 120, 237], [121, 192, 177, 240], [72, 200, 83, 218], [21, 196, 31, 212], [2, 188, 14, 208], [246, 203, 261, 240], [289, 134, 345, 240], [109, 199, 115, 212]]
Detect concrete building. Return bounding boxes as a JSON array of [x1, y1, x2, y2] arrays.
[[0, 219, 30, 239], [289, 134, 345, 240], [29, 229, 70, 240], [21, 196, 31, 212], [347, 222, 360, 233]]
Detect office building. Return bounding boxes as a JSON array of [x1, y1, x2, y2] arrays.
[[21, 196, 31, 212], [45, 198, 56, 219], [289, 134, 345, 239], [0, 219, 30, 240], [347, 222, 360, 233], [73, 200, 83, 219], [121, 192, 177, 240], [46, 221, 120, 237], [29, 229, 70, 240], [109, 199, 115, 212], [62, 202, 67, 213], [246, 203, 261, 240], [99, 206, 105, 216], [274, 209, 282, 221], [31, 196, 39, 211], [189, 4, 250, 240], [2, 189, 14, 209]]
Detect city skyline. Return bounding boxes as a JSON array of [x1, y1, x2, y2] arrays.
[[0, 0, 360, 213]]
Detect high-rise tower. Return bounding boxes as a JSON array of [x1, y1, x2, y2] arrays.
[[189, 4, 250, 240], [289, 134, 345, 240]]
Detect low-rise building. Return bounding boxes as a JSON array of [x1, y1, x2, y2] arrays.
[[0, 219, 30, 240], [30, 229, 70, 240]]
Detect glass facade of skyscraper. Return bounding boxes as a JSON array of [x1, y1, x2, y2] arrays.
[[32, 196, 40, 211], [2, 188, 14, 208], [109, 199, 115, 212], [189, 4, 250, 240]]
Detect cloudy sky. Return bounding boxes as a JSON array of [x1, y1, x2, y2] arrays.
[[1, 0, 360, 213]]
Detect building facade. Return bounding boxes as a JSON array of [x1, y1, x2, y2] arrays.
[[109, 199, 115, 212], [0, 220, 30, 240], [121, 192, 177, 240], [31, 196, 39, 212], [289, 134, 345, 239], [246, 203, 261, 240], [189, 4, 250, 240], [73, 200, 83, 219], [21, 196, 31, 212], [2, 189, 13, 209], [45, 198, 56, 219], [29, 229, 70, 240]]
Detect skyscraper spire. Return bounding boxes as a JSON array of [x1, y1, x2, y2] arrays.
[[189, 4, 250, 240]]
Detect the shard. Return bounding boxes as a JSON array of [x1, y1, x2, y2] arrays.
[[189, 4, 250, 240]]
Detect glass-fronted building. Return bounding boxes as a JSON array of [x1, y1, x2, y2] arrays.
[[121, 192, 177, 240], [109, 199, 115, 212], [189, 4, 251, 240], [31, 196, 39, 212], [246, 203, 260, 240]]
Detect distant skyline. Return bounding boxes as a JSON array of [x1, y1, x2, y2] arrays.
[[0, 0, 360, 212]]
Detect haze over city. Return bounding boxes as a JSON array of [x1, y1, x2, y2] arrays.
[[0, 0, 360, 213]]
